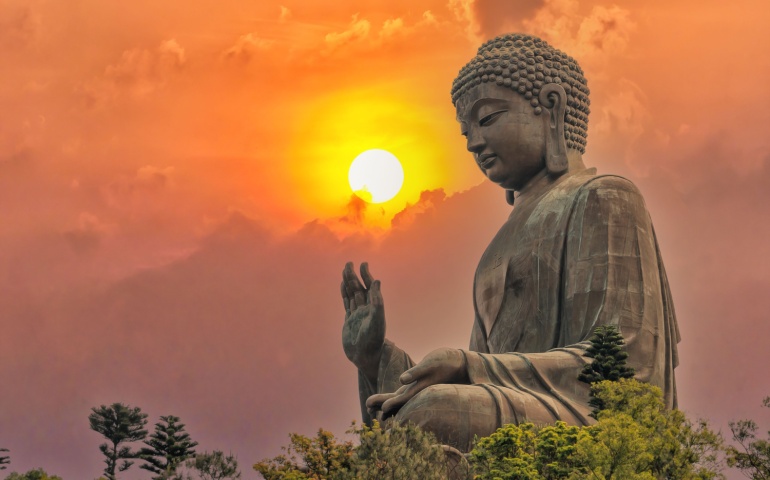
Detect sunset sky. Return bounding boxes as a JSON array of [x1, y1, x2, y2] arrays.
[[1, 0, 769, 478]]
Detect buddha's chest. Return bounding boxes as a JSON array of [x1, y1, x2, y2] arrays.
[[474, 189, 575, 353]]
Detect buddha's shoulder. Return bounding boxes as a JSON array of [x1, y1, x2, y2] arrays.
[[569, 172, 642, 197]]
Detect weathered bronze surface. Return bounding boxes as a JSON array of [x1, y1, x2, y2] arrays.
[[340, 33, 680, 452]]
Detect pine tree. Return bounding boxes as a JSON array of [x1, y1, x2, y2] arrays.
[[88, 402, 149, 480], [140, 415, 198, 479], [577, 325, 635, 416], [0, 448, 9, 470]]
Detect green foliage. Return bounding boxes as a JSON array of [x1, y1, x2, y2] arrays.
[[347, 420, 448, 480], [254, 428, 353, 479], [578, 325, 636, 416], [140, 415, 199, 479], [3, 468, 63, 480], [589, 379, 723, 480], [468, 379, 724, 480], [88, 402, 149, 480], [725, 396, 770, 480], [254, 421, 448, 480], [184, 451, 241, 480], [0, 449, 8, 470], [469, 422, 544, 479]]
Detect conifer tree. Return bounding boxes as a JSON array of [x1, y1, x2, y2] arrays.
[[577, 325, 635, 416], [0, 448, 9, 469], [140, 415, 198, 479], [88, 402, 149, 480]]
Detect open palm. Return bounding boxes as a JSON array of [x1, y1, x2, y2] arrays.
[[341, 262, 385, 380]]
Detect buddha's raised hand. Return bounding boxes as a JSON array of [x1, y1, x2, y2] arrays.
[[341, 262, 385, 381]]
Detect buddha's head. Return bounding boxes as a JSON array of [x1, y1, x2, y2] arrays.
[[452, 33, 590, 199]]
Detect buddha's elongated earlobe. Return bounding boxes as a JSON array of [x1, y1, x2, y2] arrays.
[[505, 190, 515, 206], [538, 84, 569, 176]]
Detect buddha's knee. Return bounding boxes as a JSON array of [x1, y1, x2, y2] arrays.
[[393, 384, 457, 431], [392, 384, 498, 451]]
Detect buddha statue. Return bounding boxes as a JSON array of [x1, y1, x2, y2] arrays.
[[340, 33, 680, 452]]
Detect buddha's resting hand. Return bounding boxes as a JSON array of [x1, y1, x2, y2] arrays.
[[341, 262, 385, 382], [366, 347, 470, 418]]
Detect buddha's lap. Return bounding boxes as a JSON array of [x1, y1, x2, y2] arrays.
[[389, 383, 564, 451]]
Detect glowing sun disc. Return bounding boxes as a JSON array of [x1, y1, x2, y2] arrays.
[[348, 149, 404, 203]]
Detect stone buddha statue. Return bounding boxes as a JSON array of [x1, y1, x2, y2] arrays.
[[340, 33, 680, 452]]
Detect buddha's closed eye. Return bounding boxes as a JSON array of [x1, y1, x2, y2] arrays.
[[480, 109, 507, 127]]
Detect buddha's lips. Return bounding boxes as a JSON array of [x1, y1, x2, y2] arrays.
[[478, 154, 497, 169]]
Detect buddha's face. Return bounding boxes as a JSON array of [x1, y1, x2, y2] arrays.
[[456, 82, 546, 191]]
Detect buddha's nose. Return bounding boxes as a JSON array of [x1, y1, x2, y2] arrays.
[[466, 130, 485, 154]]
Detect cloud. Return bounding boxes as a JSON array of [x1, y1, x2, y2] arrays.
[[450, 0, 636, 61], [135, 165, 175, 190], [379, 12, 440, 40], [591, 78, 652, 164], [63, 212, 114, 254], [450, 0, 546, 40], [324, 14, 371, 52], [318, 195, 383, 238], [0, 132, 33, 171], [448, 0, 474, 26], [344, 194, 368, 225], [80, 39, 186, 107], [390, 189, 447, 228], [279, 5, 292, 22], [521, 1, 635, 60], [107, 165, 175, 197], [422, 10, 438, 26], [575, 5, 635, 55], [381, 18, 406, 39], [0, 115, 45, 171], [0, 3, 39, 49], [222, 33, 274, 63]]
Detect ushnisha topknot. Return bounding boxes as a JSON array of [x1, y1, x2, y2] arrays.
[[452, 33, 590, 153]]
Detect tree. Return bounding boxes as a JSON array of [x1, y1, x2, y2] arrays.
[[254, 421, 449, 480], [3, 468, 63, 480], [467, 379, 724, 480], [347, 421, 448, 480], [725, 396, 770, 480], [88, 402, 149, 480], [254, 428, 353, 479], [140, 415, 199, 479], [578, 325, 636, 416], [185, 451, 241, 480], [0, 448, 9, 470], [581, 379, 724, 480]]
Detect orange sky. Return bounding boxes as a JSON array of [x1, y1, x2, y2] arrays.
[[1, 1, 769, 478]]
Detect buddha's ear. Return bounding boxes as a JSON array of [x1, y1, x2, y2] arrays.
[[538, 84, 569, 176]]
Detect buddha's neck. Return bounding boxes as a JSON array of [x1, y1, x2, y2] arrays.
[[514, 151, 588, 203]]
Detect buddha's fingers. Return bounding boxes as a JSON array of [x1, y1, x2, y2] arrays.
[[380, 384, 416, 415], [343, 262, 367, 307], [366, 386, 405, 412], [340, 281, 350, 316], [368, 280, 383, 308], [360, 262, 375, 289]]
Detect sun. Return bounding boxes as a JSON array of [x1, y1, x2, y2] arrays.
[[348, 149, 405, 203]]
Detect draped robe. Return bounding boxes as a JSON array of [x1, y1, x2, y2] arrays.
[[356, 166, 680, 451]]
